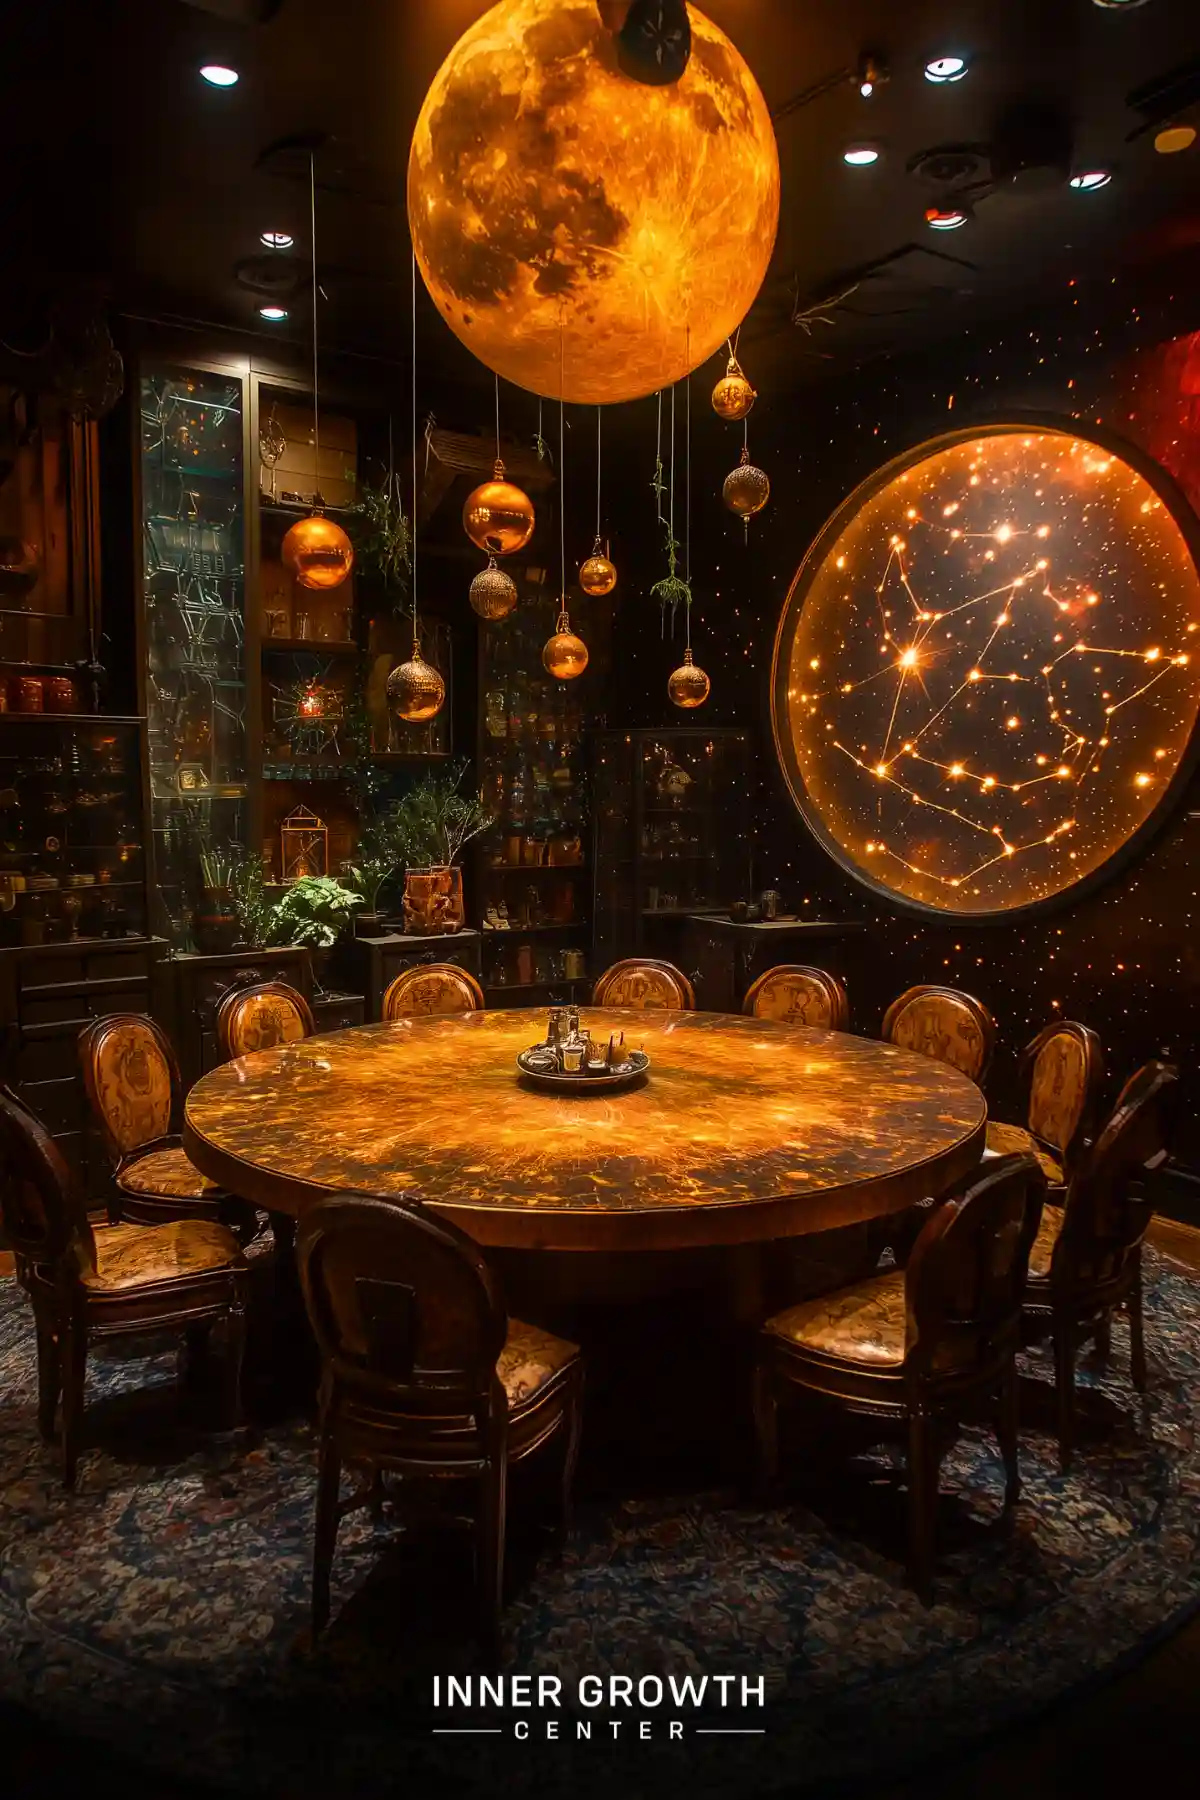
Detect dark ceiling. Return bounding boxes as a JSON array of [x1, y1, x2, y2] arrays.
[[6, 0, 1200, 404]]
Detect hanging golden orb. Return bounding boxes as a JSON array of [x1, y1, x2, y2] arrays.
[[463, 460, 536, 556], [542, 609, 589, 681], [407, 0, 779, 406], [469, 556, 519, 620], [712, 353, 756, 422], [579, 537, 618, 597], [668, 646, 711, 709], [281, 508, 355, 591], [386, 640, 446, 722], [723, 446, 770, 520]]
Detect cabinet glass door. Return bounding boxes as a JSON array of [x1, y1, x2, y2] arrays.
[[139, 364, 248, 944]]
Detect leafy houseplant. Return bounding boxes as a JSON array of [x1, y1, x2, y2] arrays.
[[266, 876, 363, 950], [228, 850, 274, 950], [349, 469, 412, 602], [392, 764, 493, 935], [340, 804, 414, 925]]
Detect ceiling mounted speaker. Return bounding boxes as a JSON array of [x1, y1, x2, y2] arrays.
[[177, 0, 284, 20], [990, 101, 1074, 190], [234, 255, 301, 296], [907, 144, 991, 185]]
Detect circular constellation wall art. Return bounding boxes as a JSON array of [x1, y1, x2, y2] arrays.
[[771, 425, 1200, 918]]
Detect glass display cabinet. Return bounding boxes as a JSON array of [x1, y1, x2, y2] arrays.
[[138, 358, 249, 944], [474, 591, 596, 1007], [591, 727, 753, 967]]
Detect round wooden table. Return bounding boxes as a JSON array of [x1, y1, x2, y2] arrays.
[[183, 1008, 986, 1253]]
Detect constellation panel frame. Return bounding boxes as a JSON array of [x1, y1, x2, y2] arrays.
[[770, 422, 1200, 921]]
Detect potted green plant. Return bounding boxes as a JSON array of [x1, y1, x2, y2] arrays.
[[340, 804, 413, 936], [392, 763, 493, 935], [266, 875, 363, 991], [227, 849, 274, 950], [348, 466, 411, 604]]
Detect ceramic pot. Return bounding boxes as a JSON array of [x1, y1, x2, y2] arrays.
[[193, 888, 239, 954], [402, 865, 464, 935]]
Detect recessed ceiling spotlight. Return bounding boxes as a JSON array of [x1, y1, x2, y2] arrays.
[[856, 52, 888, 98], [925, 203, 969, 229], [925, 55, 968, 84], [1069, 169, 1112, 190], [1155, 124, 1196, 154], [260, 230, 294, 249], [843, 145, 880, 166], [259, 305, 288, 322], [199, 64, 239, 87], [1091, 0, 1149, 8]]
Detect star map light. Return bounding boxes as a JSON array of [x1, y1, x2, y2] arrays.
[[770, 425, 1200, 918]]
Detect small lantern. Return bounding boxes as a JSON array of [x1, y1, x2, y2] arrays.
[[280, 804, 328, 882]]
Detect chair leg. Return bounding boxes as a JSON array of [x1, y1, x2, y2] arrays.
[[752, 1356, 780, 1493], [311, 1431, 341, 1638], [996, 1365, 1021, 1512], [1128, 1259, 1147, 1394], [476, 1455, 508, 1663], [559, 1371, 584, 1549], [1093, 1315, 1112, 1363], [60, 1316, 88, 1491], [1054, 1320, 1077, 1475], [906, 1408, 939, 1606], [224, 1277, 248, 1429], [34, 1311, 62, 1443]]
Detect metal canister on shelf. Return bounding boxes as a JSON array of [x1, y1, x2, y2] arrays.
[[10, 676, 43, 713], [44, 676, 78, 714], [759, 888, 781, 921]]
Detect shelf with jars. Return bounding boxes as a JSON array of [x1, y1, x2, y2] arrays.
[[474, 585, 606, 1006]]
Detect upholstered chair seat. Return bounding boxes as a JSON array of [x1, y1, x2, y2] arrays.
[[382, 963, 485, 1020], [117, 1144, 224, 1201], [743, 965, 850, 1030], [79, 1219, 245, 1291], [1025, 1204, 1065, 1282], [984, 1121, 1064, 1187], [592, 959, 695, 1010], [756, 1153, 1046, 1604]]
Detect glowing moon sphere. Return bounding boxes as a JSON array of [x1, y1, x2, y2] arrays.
[[771, 426, 1200, 918], [408, 0, 780, 405]]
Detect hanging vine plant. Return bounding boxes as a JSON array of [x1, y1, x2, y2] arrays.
[[649, 386, 692, 629], [349, 424, 412, 604]]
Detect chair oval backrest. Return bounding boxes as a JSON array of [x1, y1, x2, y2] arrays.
[[0, 1088, 95, 1274], [1020, 1020, 1105, 1166], [295, 1193, 506, 1414], [904, 1151, 1045, 1377], [881, 984, 995, 1083], [78, 1013, 179, 1159], [1055, 1060, 1178, 1289], [382, 963, 485, 1020], [215, 980, 316, 1061], [592, 959, 695, 1010], [743, 965, 849, 1030]]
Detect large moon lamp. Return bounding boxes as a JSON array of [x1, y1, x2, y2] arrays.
[[407, 0, 780, 406], [771, 425, 1200, 919]]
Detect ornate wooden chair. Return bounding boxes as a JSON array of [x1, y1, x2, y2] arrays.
[[881, 984, 995, 1083], [1023, 1059, 1178, 1470], [0, 1089, 248, 1488], [296, 1192, 583, 1654], [591, 958, 695, 1010], [78, 1013, 229, 1227], [381, 963, 485, 1020], [755, 1152, 1045, 1604], [986, 1021, 1105, 1189], [215, 979, 316, 1060], [743, 965, 849, 1030]]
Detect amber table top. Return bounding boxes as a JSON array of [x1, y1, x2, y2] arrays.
[[183, 1008, 986, 1252]]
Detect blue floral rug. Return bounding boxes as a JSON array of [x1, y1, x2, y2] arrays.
[[2, 1252, 1200, 1800]]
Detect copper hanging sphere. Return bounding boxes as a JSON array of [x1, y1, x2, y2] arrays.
[[723, 446, 770, 519], [469, 556, 519, 620], [386, 641, 446, 722], [281, 509, 355, 590], [579, 538, 618, 597], [668, 646, 711, 709], [542, 611, 589, 681], [463, 459, 536, 555], [711, 354, 756, 421]]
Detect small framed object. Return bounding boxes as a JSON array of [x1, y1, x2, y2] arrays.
[[280, 803, 328, 882]]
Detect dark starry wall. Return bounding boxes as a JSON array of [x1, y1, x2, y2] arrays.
[[587, 262, 1200, 1131]]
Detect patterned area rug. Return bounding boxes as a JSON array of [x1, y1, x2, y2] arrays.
[[2, 1254, 1200, 1800]]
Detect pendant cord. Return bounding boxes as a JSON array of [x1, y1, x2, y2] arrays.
[[595, 406, 602, 542], [494, 374, 501, 466], [309, 152, 321, 499], [411, 247, 419, 642], [685, 367, 692, 650], [559, 320, 566, 613], [669, 384, 676, 561]]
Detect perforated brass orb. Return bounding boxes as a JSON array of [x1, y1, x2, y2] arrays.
[[463, 460, 536, 556], [469, 556, 519, 620], [386, 641, 446, 722], [542, 610, 589, 681], [711, 354, 756, 422], [407, 0, 780, 405], [280, 509, 355, 591], [579, 538, 618, 597], [668, 646, 711, 709], [723, 446, 770, 519]]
